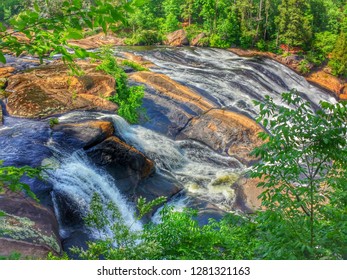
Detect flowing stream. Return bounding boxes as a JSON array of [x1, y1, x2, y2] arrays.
[[0, 47, 337, 247]]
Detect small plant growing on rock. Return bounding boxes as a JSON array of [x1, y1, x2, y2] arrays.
[[49, 118, 59, 128]]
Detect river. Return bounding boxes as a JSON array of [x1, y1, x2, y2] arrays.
[[0, 47, 336, 250]]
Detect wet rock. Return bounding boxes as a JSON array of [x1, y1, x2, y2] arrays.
[[51, 120, 115, 150], [137, 172, 183, 204], [122, 53, 157, 69], [164, 29, 189, 47], [191, 33, 208, 47], [86, 136, 155, 194], [178, 109, 263, 165], [130, 71, 214, 112], [5, 62, 118, 119], [0, 189, 62, 259], [68, 32, 126, 49], [232, 176, 264, 213]]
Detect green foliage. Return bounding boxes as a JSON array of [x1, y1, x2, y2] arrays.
[[125, 30, 162, 46], [209, 34, 230, 48], [71, 193, 166, 260], [0, 251, 21, 260], [277, 0, 313, 48], [96, 46, 145, 124], [298, 59, 311, 74], [49, 117, 59, 128], [0, 0, 143, 70], [0, 160, 43, 201], [251, 90, 347, 259], [121, 60, 149, 72], [329, 32, 347, 77], [70, 192, 256, 260]]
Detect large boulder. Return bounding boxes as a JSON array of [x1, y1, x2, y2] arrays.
[[0, 189, 62, 259], [130, 71, 214, 112], [164, 29, 189, 47], [4, 61, 118, 118], [51, 120, 115, 150], [177, 109, 263, 165], [86, 136, 155, 194], [68, 32, 126, 49]]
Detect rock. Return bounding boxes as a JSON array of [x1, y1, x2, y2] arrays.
[[177, 109, 263, 165], [68, 32, 126, 49], [191, 33, 207, 47], [307, 70, 347, 99], [122, 52, 157, 68], [0, 189, 62, 259], [86, 136, 155, 194], [51, 120, 115, 150], [232, 176, 264, 213], [5, 62, 118, 118], [164, 29, 189, 47], [130, 71, 214, 112], [0, 67, 15, 78]]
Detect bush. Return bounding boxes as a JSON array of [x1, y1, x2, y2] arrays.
[[96, 46, 145, 123], [209, 34, 230, 48], [125, 30, 162, 46]]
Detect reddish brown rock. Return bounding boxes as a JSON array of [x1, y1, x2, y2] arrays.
[[5, 62, 118, 118], [130, 71, 214, 112], [191, 33, 208, 47], [164, 29, 189, 47], [178, 109, 264, 165], [307, 70, 347, 99], [122, 52, 157, 68], [68, 32, 126, 49], [233, 177, 264, 212], [0, 66, 15, 78], [0, 190, 62, 259]]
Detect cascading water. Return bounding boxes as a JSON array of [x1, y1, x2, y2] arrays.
[[0, 47, 338, 249], [125, 47, 336, 117], [46, 149, 142, 238]]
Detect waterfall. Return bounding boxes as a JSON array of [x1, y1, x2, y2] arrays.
[[46, 149, 142, 237]]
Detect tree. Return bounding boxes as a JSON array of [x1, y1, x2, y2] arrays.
[[329, 31, 347, 77], [251, 90, 347, 259], [277, 0, 313, 48]]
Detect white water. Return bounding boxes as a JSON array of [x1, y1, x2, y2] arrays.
[[132, 47, 336, 117], [46, 149, 142, 237]]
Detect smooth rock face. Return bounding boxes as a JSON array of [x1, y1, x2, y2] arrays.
[[178, 109, 262, 165], [51, 120, 115, 150], [131, 71, 263, 165], [68, 33, 126, 49], [5, 62, 118, 118], [164, 29, 189, 47], [0, 190, 62, 259], [86, 136, 155, 194]]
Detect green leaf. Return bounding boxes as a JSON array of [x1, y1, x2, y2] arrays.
[[0, 52, 6, 64], [65, 29, 83, 40]]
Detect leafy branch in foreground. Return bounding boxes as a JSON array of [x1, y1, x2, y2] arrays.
[[0, 160, 43, 201], [0, 0, 143, 69], [251, 90, 347, 259]]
